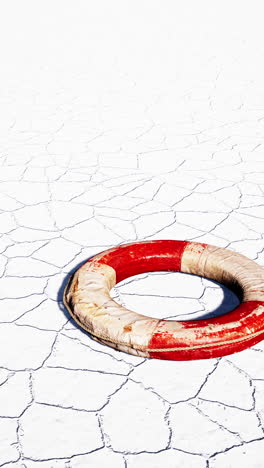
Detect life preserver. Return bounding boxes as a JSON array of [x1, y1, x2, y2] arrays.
[[63, 240, 264, 360]]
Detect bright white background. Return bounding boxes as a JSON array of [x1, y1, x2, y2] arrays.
[[0, 1, 264, 467]]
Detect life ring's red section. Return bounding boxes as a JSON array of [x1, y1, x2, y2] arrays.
[[93, 240, 190, 283], [86, 240, 264, 360], [148, 301, 264, 360]]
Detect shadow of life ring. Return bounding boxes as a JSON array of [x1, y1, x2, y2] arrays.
[[63, 240, 264, 360]]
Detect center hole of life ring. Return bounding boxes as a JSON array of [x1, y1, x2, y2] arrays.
[[110, 270, 240, 321]]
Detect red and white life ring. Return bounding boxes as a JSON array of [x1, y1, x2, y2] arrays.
[[63, 240, 264, 360]]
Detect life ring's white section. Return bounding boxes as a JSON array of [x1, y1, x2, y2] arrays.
[[181, 243, 264, 302], [65, 261, 159, 356]]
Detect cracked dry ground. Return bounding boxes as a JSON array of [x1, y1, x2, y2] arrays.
[[1, 2, 264, 467]]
